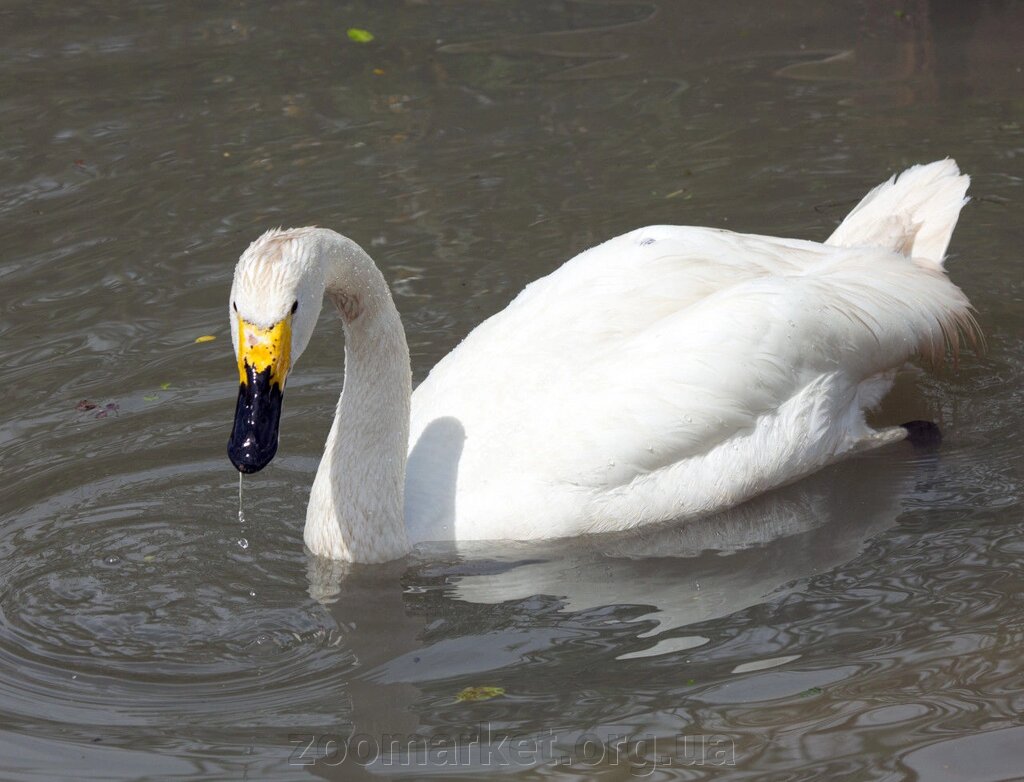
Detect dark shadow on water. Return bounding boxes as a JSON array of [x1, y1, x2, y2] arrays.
[[304, 558, 423, 782], [775, 0, 1010, 107]]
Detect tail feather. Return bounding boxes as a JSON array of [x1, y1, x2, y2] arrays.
[[826, 159, 970, 268]]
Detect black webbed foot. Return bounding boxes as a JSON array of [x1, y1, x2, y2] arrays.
[[901, 420, 942, 449]]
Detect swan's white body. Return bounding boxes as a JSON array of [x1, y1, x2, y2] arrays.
[[229, 160, 976, 563]]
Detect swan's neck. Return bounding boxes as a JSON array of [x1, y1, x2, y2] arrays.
[[303, 233, 412, 563]]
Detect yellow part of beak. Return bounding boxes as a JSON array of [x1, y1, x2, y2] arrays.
[[236, 313, 292, 387]]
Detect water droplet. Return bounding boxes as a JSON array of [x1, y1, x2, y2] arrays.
[[236, 537, 249, 550], [103, 555, 120, 566]]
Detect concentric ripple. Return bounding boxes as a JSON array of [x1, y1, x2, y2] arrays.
[[0, 457, 355, 734]]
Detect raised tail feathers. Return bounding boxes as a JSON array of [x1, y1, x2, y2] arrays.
[[826, 159, 970, 268]]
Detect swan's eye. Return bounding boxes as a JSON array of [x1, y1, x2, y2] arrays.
[[291, 300, 298, 315]]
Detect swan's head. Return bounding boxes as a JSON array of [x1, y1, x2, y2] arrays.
[[227, 228, 325, 473]]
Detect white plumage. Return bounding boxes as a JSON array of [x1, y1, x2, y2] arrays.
[[229, 160, 977, 563]]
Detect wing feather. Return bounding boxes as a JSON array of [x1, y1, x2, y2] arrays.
[[408, 226, 975, 536]]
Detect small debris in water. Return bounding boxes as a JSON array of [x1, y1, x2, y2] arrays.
[[95, 403, 119, 419], [75, 400, 97, 412], [347, 28, 374, 43], [160, 382, 171, 390], [103, 555, 120, 566], [143, 554, 155, 563], [249, 590, 256, 598], [194, 335, 216, 343], [455, 686, 505, 703], [237, 537, 249, 550]]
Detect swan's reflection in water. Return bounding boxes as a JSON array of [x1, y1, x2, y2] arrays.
[[303, 450, 928, 776]]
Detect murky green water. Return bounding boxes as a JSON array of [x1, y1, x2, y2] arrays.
[[2, 1, 1022, 779]]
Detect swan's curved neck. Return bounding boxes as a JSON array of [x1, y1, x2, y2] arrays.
[[303, 231, 412, 563]]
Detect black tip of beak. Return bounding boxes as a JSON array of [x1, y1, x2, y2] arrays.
[[228, 366, 283, 474]]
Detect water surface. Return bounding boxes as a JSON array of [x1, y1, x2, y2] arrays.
[[2, 1, 1023, 779]]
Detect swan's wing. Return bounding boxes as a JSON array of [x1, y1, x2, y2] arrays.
[[411, 226, 827, 409], [408, 228, 973, 539], [483, 226, 827, 351], [567, 246, 967, 470]]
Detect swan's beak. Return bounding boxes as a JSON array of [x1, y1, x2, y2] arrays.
[[227, 314, 292, 473]]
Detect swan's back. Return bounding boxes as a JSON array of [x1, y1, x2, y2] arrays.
[[406, 161, 975, 543]]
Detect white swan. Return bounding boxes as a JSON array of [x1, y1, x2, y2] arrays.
[[227, 160, 977, 563]]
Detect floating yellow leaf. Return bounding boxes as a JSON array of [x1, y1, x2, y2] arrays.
[[194, 335, 216, 343], [455, 686, 505, 703], [160, 382, 171, 390], [347, 28, 374, 43], [372, 68, 385, 76]]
